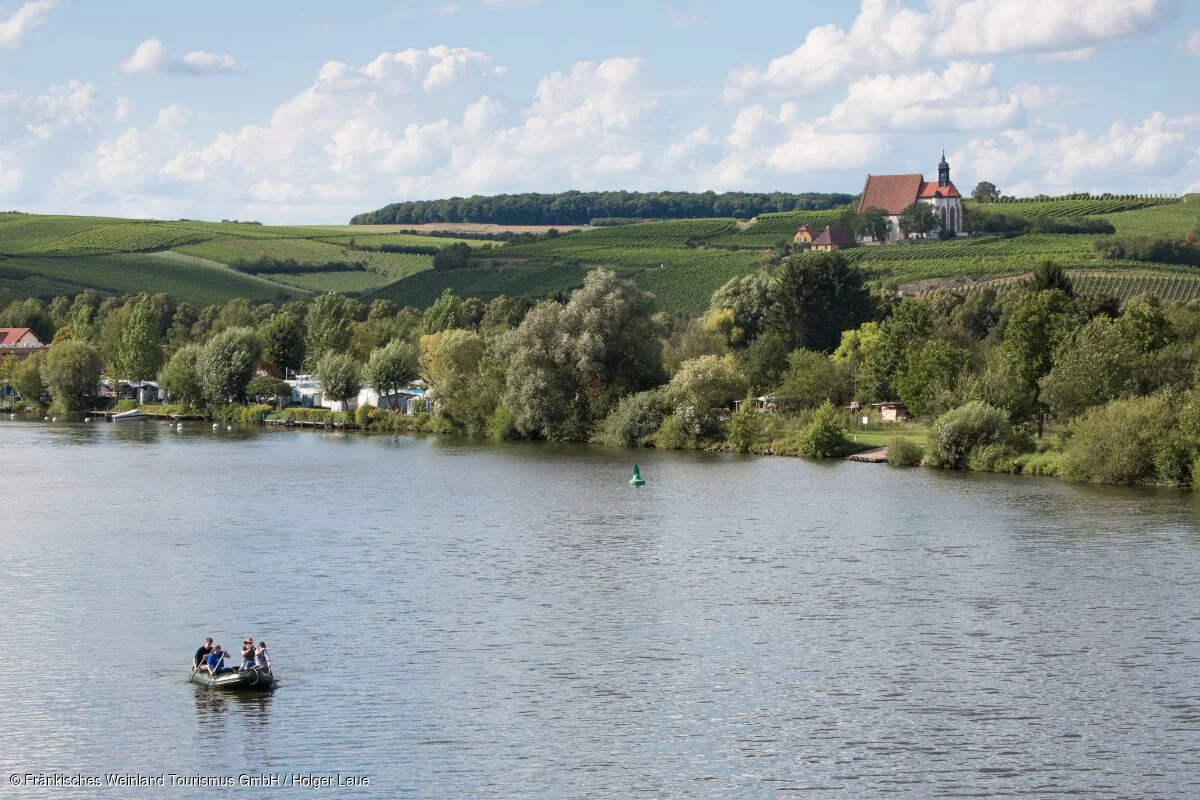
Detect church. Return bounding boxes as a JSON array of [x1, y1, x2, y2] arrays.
[[858, 151, 963, 242]]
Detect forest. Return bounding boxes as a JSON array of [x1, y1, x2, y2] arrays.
[[349, 190, 857, 226]]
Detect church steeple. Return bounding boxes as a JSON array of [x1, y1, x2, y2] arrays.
[[938, 147, 950, 187]]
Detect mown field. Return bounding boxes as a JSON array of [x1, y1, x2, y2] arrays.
[[1, 194, 1195, 312]]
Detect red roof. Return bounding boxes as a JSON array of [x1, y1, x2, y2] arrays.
[[0, 327, 43, 345], [795, 224, 817, 234], [812, 226, 857, 247], [917, 180, 961, 199], [859, 174, 923, 215]]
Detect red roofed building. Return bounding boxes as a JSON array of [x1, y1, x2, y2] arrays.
[[858, 151, 964, 242], [793, 224, 818, 244], [811, 226, 858, 252], [0, 328, 48, 361]]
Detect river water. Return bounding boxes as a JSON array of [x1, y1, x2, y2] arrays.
[[2, 419, 1200, 798]]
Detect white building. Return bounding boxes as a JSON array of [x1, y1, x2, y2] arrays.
[[285, 375, 324, 409], [858, 151, 964, 242], [287, 375, 427, 414]]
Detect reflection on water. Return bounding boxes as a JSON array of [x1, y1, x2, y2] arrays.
[[193, 688, 273, 723], [3, 420, 1200, 798]]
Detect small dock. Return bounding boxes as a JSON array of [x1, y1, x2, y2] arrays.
[[847, 447, 889, 463]]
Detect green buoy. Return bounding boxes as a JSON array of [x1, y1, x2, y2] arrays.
[[629, 464, 645, 486]]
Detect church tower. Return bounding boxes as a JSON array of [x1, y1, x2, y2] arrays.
[[938, 148, 950, 188]]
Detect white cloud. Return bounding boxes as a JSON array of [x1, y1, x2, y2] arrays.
[[725, 0, 928, 98], [436, 3, 461, 15], [820, 61, 1025, 132], [121, 38, 242, 75], [663, 124, 719, 169], [702, 102, 885, 188], [727, 0, 1177, 98], [0, 79, 98, 140], [1035, 47, 1097, 62], [483, 0, 541, 7], [114, 97, 134, 123], [65, 49, 661, 220], [1184, 28, 1200, 55], [0, 0, 53, 48], [0, 151, 26, 195], [956, 112, 1200, 193], [930, 0, 1173, 59], [593, 151, 644, 174], [665, 9, 700, 29]]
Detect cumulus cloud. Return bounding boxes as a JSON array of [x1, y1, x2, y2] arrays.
[[120, 38, 241, 75], [820, 61, 1025, 132], [956, 112, 1200, 193], [727, 0, 1177, 98], [701, 102, 886, 188], [930, 0, 1173, 59], [1035, 47, 1097, 62], [0, 0, 53, 48], [62, 49, 662, 220], [0, 79, 98, 141]]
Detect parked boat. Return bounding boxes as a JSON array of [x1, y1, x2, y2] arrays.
[[111, 409, 149, 422], [190, 668, 275, 692]]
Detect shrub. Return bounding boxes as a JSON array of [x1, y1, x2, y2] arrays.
[[726, 402, 761, 454], [799, 400, 849, 458], [355, 402, 372, 428], [1060, 395, 1176, 484], [967, 442, 1019, 473], [654, 409, 699, 450], [886, 437, 923, 466], [485, 403, 519, 440], [594, 389, 667, 448], [925, 401, 1010, 470]]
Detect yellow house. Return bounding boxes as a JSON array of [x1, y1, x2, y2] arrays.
[[793, 224, 817, 244]]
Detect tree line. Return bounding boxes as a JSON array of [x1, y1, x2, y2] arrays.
[[6, 230, 1200, 486], [350, 191, 856, 226]]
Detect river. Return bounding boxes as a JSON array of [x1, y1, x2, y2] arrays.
[[2, 419, 1200, 798]]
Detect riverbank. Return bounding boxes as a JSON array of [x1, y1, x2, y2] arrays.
[[4, 399, 1077, 484]]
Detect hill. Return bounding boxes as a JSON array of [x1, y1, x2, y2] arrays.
[[0, 214, 483, 306], [367, 195, 1200, 314], [2, 195, 1196, 314]]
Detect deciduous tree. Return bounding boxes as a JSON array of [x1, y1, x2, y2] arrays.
[[305, 293, 351, 363], [43, 341, 101, 413], [198, 327, 263, 404], [769, 252, 873, 353], [315, 352, 362, 411], [365, 340, 419, 410]]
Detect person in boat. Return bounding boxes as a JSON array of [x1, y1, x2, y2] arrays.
[[193, 637, 214, 669], [240, 638, 256, 671], [203, 645, 227, 675], [254, 642, 271, 671]]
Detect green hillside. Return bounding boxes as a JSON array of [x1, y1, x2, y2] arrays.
[[2, 195, 1196, 314], [0, 214, 482, 305]]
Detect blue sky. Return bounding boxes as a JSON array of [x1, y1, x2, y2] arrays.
[[0, 0, 1197, 223]]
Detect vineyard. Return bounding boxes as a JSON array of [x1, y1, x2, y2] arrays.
[[978, 270, 1200, 305], [0, 214, 478, 305], [263, 270, 393, 294], [367, 265, 594, 310], [0, 196, 1195, 310], [978, 195, 1179, 218]]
